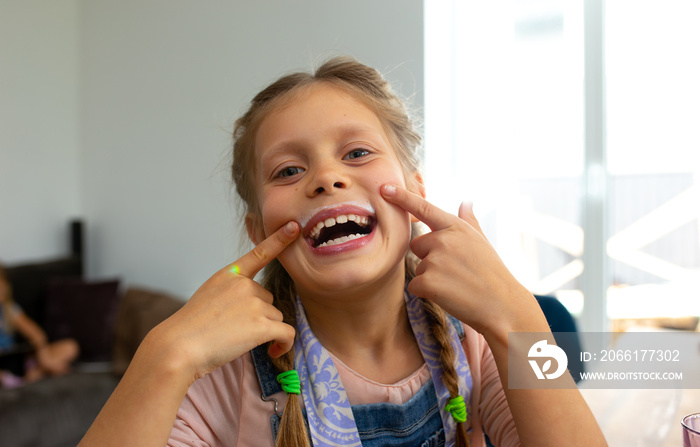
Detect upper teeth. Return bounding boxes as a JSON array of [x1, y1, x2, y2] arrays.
[[308, 214, 370, 240]]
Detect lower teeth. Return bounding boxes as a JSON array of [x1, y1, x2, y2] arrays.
[[317, 233, 367, 248]]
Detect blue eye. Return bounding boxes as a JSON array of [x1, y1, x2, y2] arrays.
[[345, 149, 370, 160], [276, 166, 304, 178]]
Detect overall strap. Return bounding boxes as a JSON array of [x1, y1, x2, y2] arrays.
[[251, 344, 295, 441], [251, 344, 283, 399]]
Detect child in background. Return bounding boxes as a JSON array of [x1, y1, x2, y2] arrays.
[[80, 57, 606, 446], [0, 264, 79, 387]]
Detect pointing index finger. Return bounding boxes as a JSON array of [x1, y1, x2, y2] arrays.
[[232, 221, 299, 277], [381, 184, 453, 231]]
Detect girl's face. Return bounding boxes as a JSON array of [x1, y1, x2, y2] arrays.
[[248, 83, 418, 297]]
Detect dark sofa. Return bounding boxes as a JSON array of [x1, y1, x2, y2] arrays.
[[1, 221, 183, 447]]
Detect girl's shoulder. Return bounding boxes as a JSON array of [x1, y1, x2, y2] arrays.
[[185, 348, 288, 412], [190, 350, 265, 396], [459, 322, 493, 370], [173, 350, 282, 447]]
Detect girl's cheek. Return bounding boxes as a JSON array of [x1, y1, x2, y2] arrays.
[[260, 199, 293, 237]]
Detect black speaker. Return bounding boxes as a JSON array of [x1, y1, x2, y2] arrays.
[[70, 219, 84, 264]]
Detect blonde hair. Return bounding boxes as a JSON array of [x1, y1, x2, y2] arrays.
[[0, 264, 15, 335], [232, 56, 469, 447]]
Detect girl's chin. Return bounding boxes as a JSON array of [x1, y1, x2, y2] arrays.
[[279, 230, 410, 292], [284, 255, 407, 297], [295, 268, 379, 291]]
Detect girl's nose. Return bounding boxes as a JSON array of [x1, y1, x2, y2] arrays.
[[306, 163, 350, 197]]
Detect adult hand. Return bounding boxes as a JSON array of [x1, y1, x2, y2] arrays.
[[159, 221, 300, 381], [381, 184, 539, 338]]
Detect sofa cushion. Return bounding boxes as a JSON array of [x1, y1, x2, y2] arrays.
[[45, 278, 121, 363], [4, 258, 82, 324], [112, 287, 183, 375], [0, 372, 119, 447]]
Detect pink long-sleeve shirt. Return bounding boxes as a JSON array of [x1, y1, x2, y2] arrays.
[[169, 323, 519, 446]]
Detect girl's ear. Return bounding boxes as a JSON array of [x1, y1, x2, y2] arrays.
[[411, 172, 426, 198], [408, 172, 426, 223], [245, 213, 265, 246]]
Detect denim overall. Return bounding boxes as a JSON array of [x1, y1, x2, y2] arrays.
[[251, 316, 465, 447]]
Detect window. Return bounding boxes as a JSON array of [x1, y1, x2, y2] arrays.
[[425, 0, 700, 333]]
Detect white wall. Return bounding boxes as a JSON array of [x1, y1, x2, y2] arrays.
[[0, 0, 82, 263], [2, 1, 424, 298]]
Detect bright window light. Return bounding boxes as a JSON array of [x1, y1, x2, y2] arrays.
[[425, 0, 700, 332]]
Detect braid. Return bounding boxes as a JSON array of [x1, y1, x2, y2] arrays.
[[407, 223, 469, 445], [263, 260, 311, 447], [420, 298, 470, 447], [270, 349, 310, 447]]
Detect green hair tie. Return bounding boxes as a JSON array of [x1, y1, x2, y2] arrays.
[[276, 370, 301, 395], [445, 395, 467, 423]]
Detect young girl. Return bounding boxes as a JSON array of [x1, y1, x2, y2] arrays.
[[80, 57, 606, 446], [0, 264, 80, 387]]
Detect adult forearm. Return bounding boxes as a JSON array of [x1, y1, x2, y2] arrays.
[[79, 328, 194, 446]]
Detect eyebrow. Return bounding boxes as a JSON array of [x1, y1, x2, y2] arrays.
[[258, 142, 306, 169], [284, 123, 386, 152], [338, 124, 389, 146]]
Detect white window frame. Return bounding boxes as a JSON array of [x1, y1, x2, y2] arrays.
[[425, 0, 609, 333]]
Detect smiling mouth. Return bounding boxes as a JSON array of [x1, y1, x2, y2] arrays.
[[307, 213, 375, 248]]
